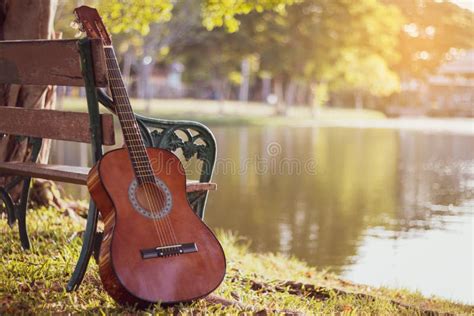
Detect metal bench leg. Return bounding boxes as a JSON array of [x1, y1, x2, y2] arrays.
[[187, 191, 208, 219], [92, 231, 103, 263], [0, 187, 16, 227], [17, 177, 32, 250], [67, 200, 99, 292]]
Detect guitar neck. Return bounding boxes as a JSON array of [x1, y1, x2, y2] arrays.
[[104, 46, 154, 183]]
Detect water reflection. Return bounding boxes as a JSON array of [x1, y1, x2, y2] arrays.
[[205, 127, 473, 303], [50, 126, 474, 303], [207, 127, 401, 268]]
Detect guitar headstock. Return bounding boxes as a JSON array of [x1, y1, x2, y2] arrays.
[[73, 6, 112, 46]]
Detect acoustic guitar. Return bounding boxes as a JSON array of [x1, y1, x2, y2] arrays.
[[73, 6, 226, 306]]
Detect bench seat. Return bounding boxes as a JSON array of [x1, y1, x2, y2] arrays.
[[0, 162, 216, 192]]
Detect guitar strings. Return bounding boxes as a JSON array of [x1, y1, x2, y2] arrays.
[[113, 93, 169, 246], [104, 51, 168, 246], [108, 75, 173, 247], [106, 53, 180, 248], [105, 48, 179, 246]]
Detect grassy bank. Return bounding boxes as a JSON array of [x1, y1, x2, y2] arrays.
[[1, 207, 472, 314], [61, 97, 386, 127]]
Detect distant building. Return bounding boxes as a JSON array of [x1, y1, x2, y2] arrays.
[[428, 50, 474, 117]]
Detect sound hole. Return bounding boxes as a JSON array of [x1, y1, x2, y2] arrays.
[[136, 183, 167, 211], [128, 178, 173, 219]]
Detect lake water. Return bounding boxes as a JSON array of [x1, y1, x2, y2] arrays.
[[52, 125, 474, 304]]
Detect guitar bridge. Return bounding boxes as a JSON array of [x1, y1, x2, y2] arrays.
[[140, 243, 198, 259]]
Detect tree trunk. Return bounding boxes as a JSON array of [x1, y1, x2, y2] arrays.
[[284, 78, 297, 108], [355, 91, 363, 110], [261, 76, 271, 102], [0, 0, 58, 202], [137, 43, 156, 101], [211, 75, 227, 114], [295, 82, 308, 106], [273, 76, 286, 116], [238, 57, 250, 102], [122, 47, 135, 92]]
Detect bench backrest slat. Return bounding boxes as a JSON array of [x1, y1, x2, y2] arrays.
[[0, 39, 107, 87], [0, 107, 115, 145]]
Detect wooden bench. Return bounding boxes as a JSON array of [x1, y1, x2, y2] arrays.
[[0, 108, 216, 188], [0, 39, 217, 292], [0, 160, 216, 191]]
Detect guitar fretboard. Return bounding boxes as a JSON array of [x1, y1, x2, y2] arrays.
[[104, 47, 154, 184]]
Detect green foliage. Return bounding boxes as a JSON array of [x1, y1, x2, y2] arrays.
[[228, 71, 244, 85], [55, 0, 173, 44], [97, 0, 174, 35], [240, 0, 403, 95], [53, 0, 474, 108], [201, 0, 301, 32], [331, 52, 401, 96], [62, 0, 298, 36]]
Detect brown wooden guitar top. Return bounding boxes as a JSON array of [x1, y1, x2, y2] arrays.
[[88, 148, 226, 305]]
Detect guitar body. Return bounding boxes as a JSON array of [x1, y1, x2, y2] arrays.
[[88, 147, 226, 306], [74, 5, 225, 306]]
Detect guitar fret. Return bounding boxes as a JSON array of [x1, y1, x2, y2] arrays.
[[134, 163, 150, 166], [129, 150, 147, 155], [132, 161, 152, 168], [128, 145, 146, 151], [124, 136, 142, 141], [133, 169, 152, 173], [132, 164, 151, 169], [133, 164, 152, 169], [128, 147, 146, 153], [132, 160, 150, 169], [133, 167, 153, 173], [128, 145, 145, 149], [126, 140, 144, 145], [135, 173, 153, 178], [132, 161, 152, 166], [129, 152, 147, 156], [129, 151, 147, 155], [127, 142, 144, 146], [126, 135, 142, 140], [131, 154, 149, 160], [123, 134, 142, 140], [127, 140, 145, 146]]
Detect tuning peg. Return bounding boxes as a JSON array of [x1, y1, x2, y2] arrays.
[[70, 20, 79, 29], [79, 24, 85, 32], [74, 30, 83, 38]]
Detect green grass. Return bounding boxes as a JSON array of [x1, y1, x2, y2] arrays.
[[1, 207, 472, 314], [60, 97, 386, 127]]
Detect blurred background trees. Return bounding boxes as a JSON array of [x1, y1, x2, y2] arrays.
[[56, 0, 473, 116]]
